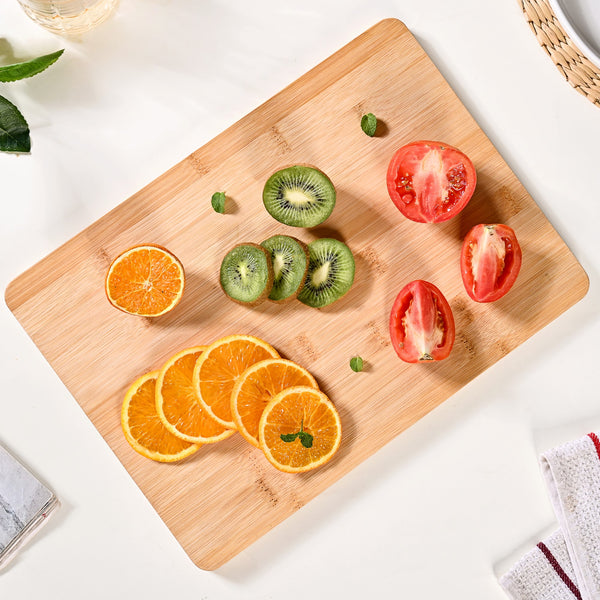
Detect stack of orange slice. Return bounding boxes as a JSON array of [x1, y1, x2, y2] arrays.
[[121, 334, 342, 473]]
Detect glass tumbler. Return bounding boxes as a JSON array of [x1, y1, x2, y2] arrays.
[[16, 0, 119, 35]]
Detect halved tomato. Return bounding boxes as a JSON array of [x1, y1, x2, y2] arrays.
[[386, 141, 477, 223], [460, 223, 522, 303], [389, 280, 455, 363]]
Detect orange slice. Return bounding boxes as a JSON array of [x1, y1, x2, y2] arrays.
[[121, 371, 200, 462], [156, 346, 235, 444], [231, 359, 318, 448], [193, 335, 280, 429], [105, 244, 185, 317], [258, 386, 342, 473]]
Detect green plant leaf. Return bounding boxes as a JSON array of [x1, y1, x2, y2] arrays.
[[361, 113, 377, 137], [280, 432, 299, 443], [0, 49, 64, 83], [211, 191, 226, 213], [298, 431, 313, 448], [350, 356, 364, 372], [0, 95, 30, 153]]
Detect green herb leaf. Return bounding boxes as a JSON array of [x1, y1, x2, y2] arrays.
[[211, 191, 226, 213], [350, 356, 364, 372], [360, 113, 377, 137], [281, 419, 314, 447], [298, 431, 313, 448], [0, 95, 30, 153], [0, 49, 64, 83]]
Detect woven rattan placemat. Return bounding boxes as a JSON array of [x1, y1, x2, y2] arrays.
[[520, 0, 600, 106]]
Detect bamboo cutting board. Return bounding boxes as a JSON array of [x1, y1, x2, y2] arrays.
[[5, 19, 588, 569]]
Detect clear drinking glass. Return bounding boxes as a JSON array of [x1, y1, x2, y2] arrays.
[[16, 0, 119, 35]]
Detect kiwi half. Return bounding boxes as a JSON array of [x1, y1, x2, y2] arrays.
[[263, 165, 336, 228], [260, 235, 309, 303], [220, 243, 273, 305], [298, 238, 355, 308]]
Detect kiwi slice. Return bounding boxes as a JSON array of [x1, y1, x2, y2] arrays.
[[260, 235, 309, 303], [263, 165, 336, 228], [220, 243, 273, 305], [298, 238, 355, 308]]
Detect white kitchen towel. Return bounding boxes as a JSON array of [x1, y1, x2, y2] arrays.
[[500, 529, 581, 600], [500, 432, 600, 600], [540, 432, 600, 600]]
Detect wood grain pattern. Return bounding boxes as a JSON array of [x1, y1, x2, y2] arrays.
[[5, 19, 588, 570]]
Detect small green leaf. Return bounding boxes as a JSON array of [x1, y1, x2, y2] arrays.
[[0, 95, 30, 153], [360, 113, 377, 137], [298, 431, 313, 448], [281, 419, 313, 447], [350, 356, 364, 372], [0, 49, 64, 83], [211, 191, 226, 213]]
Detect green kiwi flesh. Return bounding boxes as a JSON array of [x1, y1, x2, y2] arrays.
[[220, 243, 273, 305], [298, 238, 355, 308], [263, 165, 336, 228], [260, 235, 309, 303]]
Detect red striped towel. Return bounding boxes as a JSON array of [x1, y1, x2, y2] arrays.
[[500, 433, 600, 600]]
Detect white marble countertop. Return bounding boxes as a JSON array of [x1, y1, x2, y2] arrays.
[[1, 0, 599, 597]]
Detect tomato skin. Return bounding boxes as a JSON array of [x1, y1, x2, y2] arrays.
[[460, 224, 522, 303], [386, 141, 477, 223], [389, 280, 455, 363]]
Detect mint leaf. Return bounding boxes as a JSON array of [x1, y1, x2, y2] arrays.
[[0, 95, 30, 153], [361, 113, 377, 137], [211, 191, 226, 213], [0, 49, 64, 83], [350, 356, 364, 372], [298, 431, 313, 448], [281, 420, 313, 448]]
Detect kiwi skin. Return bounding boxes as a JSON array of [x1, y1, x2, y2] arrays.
[[266, 236, 309, 304], [219, 242, 274, 307]]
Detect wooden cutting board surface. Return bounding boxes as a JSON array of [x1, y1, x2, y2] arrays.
[[5, 19, 588, 570]]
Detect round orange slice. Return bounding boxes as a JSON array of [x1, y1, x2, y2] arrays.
[[156, 346, 235, 444], [258, 386, 342, 473], [231, 359, 318, 448], [105, 244, 185, 317], [121, 371, 200, 462], [193, 335, 280, 429]]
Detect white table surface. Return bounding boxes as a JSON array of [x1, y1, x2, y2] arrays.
[[1, 0, 599, 597]]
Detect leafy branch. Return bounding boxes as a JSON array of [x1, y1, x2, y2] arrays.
[[0, 49, 64, 154]]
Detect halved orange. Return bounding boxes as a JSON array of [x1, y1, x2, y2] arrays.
[[156, 346, 235, 444], [121, 371, 200, 462], [231, 359, 318, 448], [193, 335, 279, 429], [105, 244, 185, 317], [258, 386, 342, 473]]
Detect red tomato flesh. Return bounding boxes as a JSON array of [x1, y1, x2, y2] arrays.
[[387, 141, 477, 223], [389, 280, 455, 363], [460, 224, 522, 302]]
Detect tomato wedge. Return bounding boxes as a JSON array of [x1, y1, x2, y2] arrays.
[[386, 141, 477, 223], [460, 224, 522, 303], [389, 280, 455, 363]]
